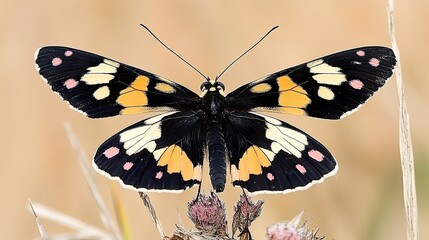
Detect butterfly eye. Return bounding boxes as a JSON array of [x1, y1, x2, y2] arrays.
[[216, 82, 225, 90], [200, 82, 209, 91]]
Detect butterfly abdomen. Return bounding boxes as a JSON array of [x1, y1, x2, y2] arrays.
[[207, 120, 227, 192]]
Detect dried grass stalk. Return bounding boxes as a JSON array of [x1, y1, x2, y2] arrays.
[[64, 123, 123, 240], [386, 1, 419, 239]]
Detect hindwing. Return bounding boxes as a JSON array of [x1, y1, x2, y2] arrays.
[[93, 111, 205, 192], [225, 112, 337, 194]]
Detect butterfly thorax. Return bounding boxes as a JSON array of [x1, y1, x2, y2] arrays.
[[202, 93, 224, 116]]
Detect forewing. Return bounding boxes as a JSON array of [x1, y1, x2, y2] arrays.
[[93, 111, 205, 192], [226, 46, 396, 119], [225, 112, 337, 194], [35, 46, 199, 118]]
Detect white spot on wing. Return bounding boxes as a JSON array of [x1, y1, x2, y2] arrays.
[[317, 86, 335, 100], [312, 73, 347, 85], [120, 125, 150, 143], [306, 59, 323, 68], [265, 122, 308, 158], [93, 86, 110, 100], [120, 122, 162, 155], [309, 63, 341, 74], [145, 141, 157, 153], [81, 73, 115, 85], [103, 59, 120, 68], [270, 142, 283, 154], [153, 147, 168, 160], [307, 60, 347, 86], [87, 62, 118, 74], [81, 59, 120, 85], [260, 147, 276, 161]]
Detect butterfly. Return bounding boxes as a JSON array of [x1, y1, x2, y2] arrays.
[[35, 43, 396, 194]]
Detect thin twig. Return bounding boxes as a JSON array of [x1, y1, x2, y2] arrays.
[[64, 123, 123, 240], [386, 1, 419, 240], [29, 199, 47, 239], [139, 192, 166, 239], [176, 207, 184, 228], [29, 202, 113, 239]]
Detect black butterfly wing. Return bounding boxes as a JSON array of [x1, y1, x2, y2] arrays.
[[225, 46, 396, 119], [225, 112, 337, 194], [93, 111, 205, 192], [35, 46, 200, 118]]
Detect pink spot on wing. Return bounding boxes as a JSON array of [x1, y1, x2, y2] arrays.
[[296, 164, 307, 174], [369, 58, 380, 67], [52, 57, 62, 66], [64, 78, 79, 89], [308, 150, 324, 162], [103, 146, 120, 159], [356, 50, 365, 57], [267, 173, 275, 181], [155, 171, 163, 179], [349, 79, 364, 90], [123, 162, 133, 170], [64, 50, 73, 57]]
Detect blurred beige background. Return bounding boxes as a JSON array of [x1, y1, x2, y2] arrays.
[[1, 0, 428, 239]]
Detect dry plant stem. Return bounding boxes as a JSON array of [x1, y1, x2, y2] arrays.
[[64, 123, 123, 240], [176, 208, 184, 228], [139, 192, 166, 239], [29, 202, 113, 239], [111, 187, 132, 240], [386, 1, 419, 240], [29, 199, 48, 239]]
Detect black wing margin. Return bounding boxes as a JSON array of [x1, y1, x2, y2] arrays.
[[35, 46, 199, 118], [225, 46, 396, 119]]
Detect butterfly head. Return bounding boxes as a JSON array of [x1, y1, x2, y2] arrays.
[[200, 79, 225, 97]]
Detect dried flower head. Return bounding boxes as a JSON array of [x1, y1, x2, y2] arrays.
[[265, 212, 324, 240], [187, 191, 227, 237], [232, 193, 264, 238]]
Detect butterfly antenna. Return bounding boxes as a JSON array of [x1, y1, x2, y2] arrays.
[[215, 26, 279, 81], [140, 24, 208, 81]]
